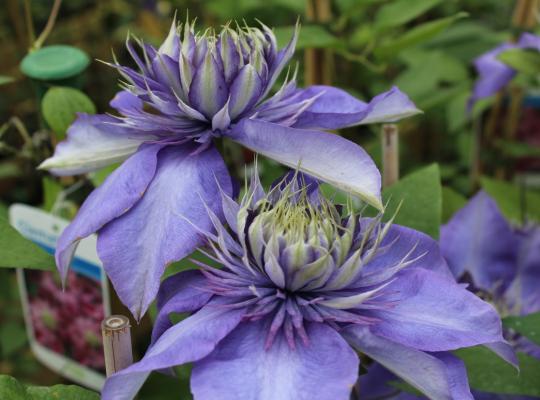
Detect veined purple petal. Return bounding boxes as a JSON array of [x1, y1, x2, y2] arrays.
[[370, 267, 505, 351], [440, 191, 518, 292], [101, 300, 245, 400], [359, 221, 455, 284], [38, 114, 154, 175], [97, 144, 232, 320], [228, 64, 263, 119], [191, 320, 359, 400], [344, 326, 473, 400], [293, 86, 421, 130], [53, 144, 162, 281], [261, 23, 299, 99], [158, 18, 180, 59], [484, 341, 519, 369], [151, 269, 213, 344], [188, 49, 228, 118], [469, 33, 540, 110], [219, 28, 241, 83], [110, 90, 143, 114], [505, 227, 540, 315], [228, 119, 382, 210]]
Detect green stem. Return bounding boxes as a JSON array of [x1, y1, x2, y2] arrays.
[[33, 0, 62, 50], [22, 0, 35, 48]]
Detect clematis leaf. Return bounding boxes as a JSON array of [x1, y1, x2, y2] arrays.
[[503, 312, 540, 346], [455, 346, 540, 397], [481, 177, 540, 224], [0, 216, 55, 270], [41, 87, 96, 139], [382, 164, 442, 239]]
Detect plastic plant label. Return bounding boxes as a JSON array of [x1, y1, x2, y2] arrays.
[[8, 204, 110, 391]]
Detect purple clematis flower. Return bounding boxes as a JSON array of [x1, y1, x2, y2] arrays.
[[38, 17, 420, 320], [469, 32, 540, 111], [101, 173, 510, 400], [441, 191, 540, 352], [360, 191, 538, 400]]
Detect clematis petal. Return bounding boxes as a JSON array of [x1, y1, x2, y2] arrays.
[[505, 226, 540, 314], [370, 267, 505, 352], [359, 221, 455, 284], [110, 90, 143, 113], [440, 191, 518, 292], [191, 320, 359, 400], [261, 22, 299, 99], [468, 43, 516, 111], [228, 64, 263, 119], [54, 144, 163, 281], [101, 300, 245, 400], [293, 86, 421, 130], [97, 144, 232, 320], [188, 49, 228, 118], [38, 114, 154, 175], [151, 269, 213, 344], [344, 326, 473, 400], [228, 119, 382, 210]]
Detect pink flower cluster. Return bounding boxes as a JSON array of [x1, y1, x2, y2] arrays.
[[28, 270, 105, 369]]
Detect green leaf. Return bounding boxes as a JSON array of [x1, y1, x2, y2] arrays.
[[0, 375, 99, 400], [498, 48, 540, 76], [0, 375, 28, 400], [481, 177, 540, 224], [375, 12, 468, 59], [494, 139, 540, 158], [0, 323, 27, 358], [382, 164, 442, 239], [455, 347, 540, 396], [375, 0, 442, 30], [26, 385, 99, 400], [441, 186, 467, 224], [0, 215, 55, 270], [0, 162, 22, 179], [41, 87, 96, 140], [395, 49, 469, 100], [0, 76, 15, 86], [42, 177, 63, 212], [89, 163, 120, 187], [503, 312, 540, 346], [274, 25, 341, 50]]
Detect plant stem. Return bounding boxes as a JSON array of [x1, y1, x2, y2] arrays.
[[22, 0, 35, 47], [33, 0, 63, 50]]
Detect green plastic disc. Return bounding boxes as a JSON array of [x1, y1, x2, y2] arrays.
[[20, 45, 90, 81]]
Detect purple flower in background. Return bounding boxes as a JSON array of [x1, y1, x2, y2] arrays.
[[469, 32, 540, 111], [39, 17, 420, 319], [441, 191, 540, 352], [101, 173, 510, 400], [359, 192, 539, 400]]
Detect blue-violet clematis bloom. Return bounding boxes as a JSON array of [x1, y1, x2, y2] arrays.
[[441, 191, 540, 355], [101, 173, 510, 400], [469, 32, 540, 111], [38, 18, 421, 320], [359, 191, 538, 400]]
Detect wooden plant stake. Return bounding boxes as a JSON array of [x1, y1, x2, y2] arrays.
[[305, 0, 334, 86], [382, 124, 399, 188], [102, 315, 133, 376]]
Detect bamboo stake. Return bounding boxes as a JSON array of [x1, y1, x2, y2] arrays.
[[101, 315, 133, 377], [305, 0, 334, 86], [382, 124, 399, 188]]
